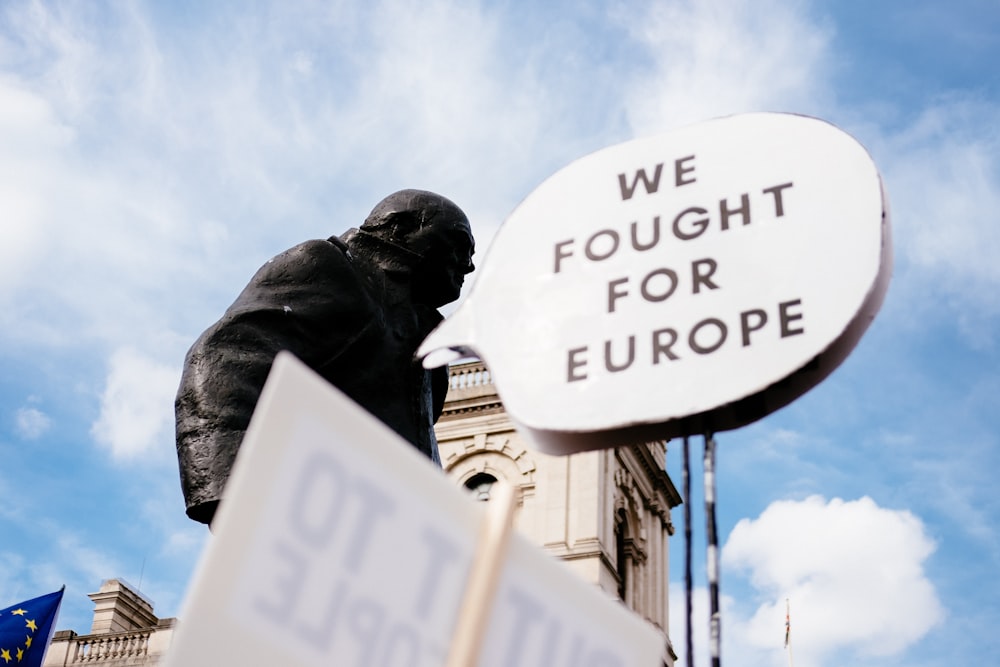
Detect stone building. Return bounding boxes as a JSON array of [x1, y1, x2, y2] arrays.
[[42, 579, 175, 666], [43, 361, 681, 665], [438, 361, 682, 665]]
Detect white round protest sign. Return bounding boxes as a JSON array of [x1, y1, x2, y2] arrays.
[[420, 113, 892, 454]]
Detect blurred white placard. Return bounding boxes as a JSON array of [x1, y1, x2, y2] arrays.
[[165, 352, 663, 667], [420, 113, 892, 454]]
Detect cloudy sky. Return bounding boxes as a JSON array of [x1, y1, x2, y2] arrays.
[[1, 1, 997, 665]]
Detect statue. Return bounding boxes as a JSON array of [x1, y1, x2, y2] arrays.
[[175, 190, 476, 525]]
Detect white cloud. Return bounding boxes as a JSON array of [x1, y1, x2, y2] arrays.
[[906, 419, 1000, 556], [0, 0, 560, 354], [91, 348, 180, 460], [0, 552, 28, 601], [0, 78, 73, 303], [326, 0, 563, 226], [619, 0, 833, 136], [722, 496, 943, 666], [55, 532, 125, 588], [0, 19, 202, 348], [878, 98, 1000, 346], [614, 0, 1000, 353], [2, 0, 995, 359], [15, 406, 51, 439]]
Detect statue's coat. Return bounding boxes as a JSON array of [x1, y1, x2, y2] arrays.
[[175, 236, 448, 524]]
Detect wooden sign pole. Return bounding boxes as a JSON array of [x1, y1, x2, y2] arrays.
[[444, 482, 518, 667]]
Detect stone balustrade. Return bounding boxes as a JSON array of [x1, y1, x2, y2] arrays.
[[71, 630, 150, 662], [448, 360, 492, 390]]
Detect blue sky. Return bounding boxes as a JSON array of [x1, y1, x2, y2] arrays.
[[0, 1, 997, 666]]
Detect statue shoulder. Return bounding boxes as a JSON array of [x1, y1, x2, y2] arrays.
[[303, 237, 359, 275], [254, 238, 356, 284]]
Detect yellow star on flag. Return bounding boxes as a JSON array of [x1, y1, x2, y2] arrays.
[[2, 587, 64, 664]]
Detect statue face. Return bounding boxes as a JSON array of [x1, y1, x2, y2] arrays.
[[408, 214, 476, 307]]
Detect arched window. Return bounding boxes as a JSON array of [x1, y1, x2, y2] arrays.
[[464, 472, 498, 501], [615, 507, 629, 602]]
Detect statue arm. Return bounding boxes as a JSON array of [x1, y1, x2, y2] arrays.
[[175, 239, 377, 523]]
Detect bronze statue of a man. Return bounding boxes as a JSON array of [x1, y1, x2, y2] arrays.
[[175, 190, 475, 525]]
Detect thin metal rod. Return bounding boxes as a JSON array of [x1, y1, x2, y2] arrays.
[[704, 432, 721, 667], [445, 482, 518, 667], [786, 598, 794, 667], [683, 435, 694, 667]]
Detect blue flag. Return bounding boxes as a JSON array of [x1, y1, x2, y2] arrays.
[[0, 588, 64, 667]]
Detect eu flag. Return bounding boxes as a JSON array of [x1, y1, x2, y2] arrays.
[[0, 588, 64, 667]]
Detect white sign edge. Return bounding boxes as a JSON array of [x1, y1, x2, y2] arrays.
[[164, 351, 665, 666]]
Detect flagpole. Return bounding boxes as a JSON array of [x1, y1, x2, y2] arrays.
[[785, 598, 794, 667], [703, 433, 721, 667]]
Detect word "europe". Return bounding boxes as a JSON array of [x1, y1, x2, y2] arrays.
[[567, 299, 805, 382]]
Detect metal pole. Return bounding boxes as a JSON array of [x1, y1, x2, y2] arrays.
[[704, 433, 721, 667], [683, 435, 693, 667], [786, 598, 794, 667]]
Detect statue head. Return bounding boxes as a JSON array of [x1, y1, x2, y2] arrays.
[[359, 189, 476, 307]]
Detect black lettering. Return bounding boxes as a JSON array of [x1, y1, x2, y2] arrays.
[[617, 163, 664, 200], [763, 182, 794, 217], [689, 318, 727, 354], [567, 347, 588, 382], [652, 328, 680, 363], [554, 240, 574, 273], [604, 337, 635, 373], [640, 268, 678, 303], [585, 230, 620, 261], [779, 299, 805, 337], [691, 258, 719, 294], [608, 277, 629, 313], [719, 193, 751, 230], [672, 207, 710, 241], [740, 309, 768, 346], [675, 155, 696, 186], [629, 216, 661, 251]]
